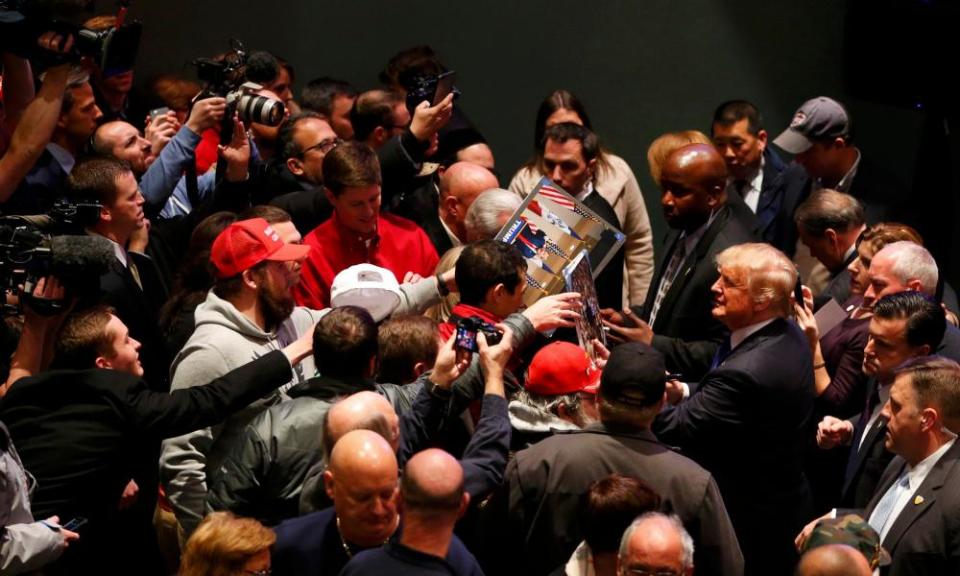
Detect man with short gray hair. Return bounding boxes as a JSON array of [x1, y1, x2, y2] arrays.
[[794, 189, 867, 309], [464, 188, 521, 241], [617, 512, 694, 576], [654, 242, 815, 574]]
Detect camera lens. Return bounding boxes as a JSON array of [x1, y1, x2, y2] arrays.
[[237, 94, 285, 126]]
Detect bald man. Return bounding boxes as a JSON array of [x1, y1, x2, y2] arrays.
[[617, 512, 695, 576], [341, 449, 483, 575], [796, 544, 872, 576], [603, 143, 755, 380]]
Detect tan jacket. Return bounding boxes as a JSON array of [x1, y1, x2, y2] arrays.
[[509, 154, 655, 307]]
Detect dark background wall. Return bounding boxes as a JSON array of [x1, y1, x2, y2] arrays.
[[126, 0, 938, 269]]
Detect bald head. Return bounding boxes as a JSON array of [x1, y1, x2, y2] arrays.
[[401, 449, 466, 520], [456, 142, 495, 171], [665, 144, 728, 187], [796, 544, 872, 576], [440, 162, 498, 240], [619, 513, 693, 575], [325, 391, 400, 457], [325, 429, 399, 546], [659, 143, 728, 232]]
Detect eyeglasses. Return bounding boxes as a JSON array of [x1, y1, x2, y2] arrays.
[[244, 570, 271, 576], [299, 137, 342, 157]]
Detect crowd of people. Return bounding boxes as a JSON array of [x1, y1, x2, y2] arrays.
[[0, 17, 958, 576]]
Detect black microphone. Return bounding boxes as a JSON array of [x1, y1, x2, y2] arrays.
[[47, 235, 114, 277]]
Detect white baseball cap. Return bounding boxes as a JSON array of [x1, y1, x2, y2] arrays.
[[330, 264, 402, 322]]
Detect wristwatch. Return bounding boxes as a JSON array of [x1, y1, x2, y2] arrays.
[[435, 273, 450, 297]]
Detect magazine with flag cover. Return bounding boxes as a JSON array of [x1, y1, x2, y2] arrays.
[[495, 177, 626, 306]]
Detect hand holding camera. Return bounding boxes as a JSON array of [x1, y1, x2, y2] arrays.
[[186, 96, 227, 135]]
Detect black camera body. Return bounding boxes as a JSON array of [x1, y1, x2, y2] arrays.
[[193, 41, 285, 128], [454, 316, 503, 353], [0, 1, 141, 73]]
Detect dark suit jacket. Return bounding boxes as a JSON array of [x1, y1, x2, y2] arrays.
[[2, 148, 68, 215], [653, 318, 815, 575], [98, 251, 171, 392], [814, 250, 857, 311], [937, 323, 960, 362], [726, 147, 810, 257], [0, 351, 293, 575], [841, 392, 894, 509], [864, 441, 960, 576], [270, 187, 333, 237], [636, 205, 755, 380], [389, 177, 457, 258]]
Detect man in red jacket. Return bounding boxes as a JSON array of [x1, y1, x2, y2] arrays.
[[294, 141, 439, 309]]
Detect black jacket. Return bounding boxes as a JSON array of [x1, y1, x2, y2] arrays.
[[654, 318, 815, 575], [636, 205, 755, 380], [0, 351, 292, 574]]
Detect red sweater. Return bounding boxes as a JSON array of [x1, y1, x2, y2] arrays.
[[294, 212, 439, 309]]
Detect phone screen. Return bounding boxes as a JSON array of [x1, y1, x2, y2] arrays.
[[455, 325, 478, 352], [433, 71, 456, 105], [62, 517, 88, 531]]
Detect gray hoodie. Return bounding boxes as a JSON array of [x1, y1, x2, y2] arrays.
[[159, 278, 442, 535], [159, 291, 325, 534]]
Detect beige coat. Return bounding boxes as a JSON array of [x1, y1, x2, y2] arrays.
[[509, 154, 655, 307]]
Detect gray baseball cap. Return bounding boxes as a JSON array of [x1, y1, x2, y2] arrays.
[[773, 97, 851, 154]]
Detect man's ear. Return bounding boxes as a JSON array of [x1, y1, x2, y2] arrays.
[[94, 356, 111, 370], [918, 343, 932, 357], [906, 279, 925, 294], [323, 470, 336, 501], [241, 268, 258, 291], [442, 193, 460, 217], [286, 157, 304, 177], [756, 129, 768, 151], [920, 407, 940, 432], [372, 126, 388, 147], [824, 228, 839, 250], [586, 158, 598, 180], [99, 204, 112, 224], [457, 492, 471, 519], [412, 361, 429, 379]]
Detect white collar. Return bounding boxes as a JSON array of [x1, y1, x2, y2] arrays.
[[730, 317, 776, 350]]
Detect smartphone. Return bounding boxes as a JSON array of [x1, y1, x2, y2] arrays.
[[666, 373, 684, 381], [455, 322, 478, 353], [62, 517, 88, 532], [432, 71, 457, 106], [148, 107, 171, 122], [794, 278, 805, 309]]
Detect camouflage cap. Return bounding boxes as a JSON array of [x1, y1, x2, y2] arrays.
[[803, 514, 891, 568]]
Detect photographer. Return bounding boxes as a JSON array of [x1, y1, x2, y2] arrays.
[[91, 95, 252, 219], [2, 65, 101, 215]]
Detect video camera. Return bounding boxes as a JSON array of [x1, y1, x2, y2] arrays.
[[193, 39, 286, 128], [0, 1, 141, 75], [0, 198, 113, 316]]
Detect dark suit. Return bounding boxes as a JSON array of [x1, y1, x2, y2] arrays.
[[636, 205, 755, 380], [813, 250, 857, 311], [98, 252, 170, 392], [864, 441, 960, 575], [726, 147, 810, 257], [840, 379, 894, 509], [653, 318, 815, 575], [2, 148, 68, 215], [0, 351, 293, 575], [486, 424, 743, 576], [270, 187, 333, 237]]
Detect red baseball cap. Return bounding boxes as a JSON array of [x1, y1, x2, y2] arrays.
[[210, 218, 311, 278], [525, 341, 601, 396]]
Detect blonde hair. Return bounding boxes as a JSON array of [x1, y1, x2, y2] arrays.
[[179, 512, 275, 576], [424, 245, 466, 323], [716, 243, 797, 318], [646, 130, 712, 185]]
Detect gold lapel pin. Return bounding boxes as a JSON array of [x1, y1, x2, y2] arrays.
[[914, 495, 925, 505]]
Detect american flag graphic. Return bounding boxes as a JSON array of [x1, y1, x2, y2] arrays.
[[538, 184, 577, 210], [526, 273, 544, 290]]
